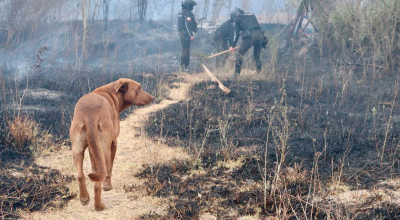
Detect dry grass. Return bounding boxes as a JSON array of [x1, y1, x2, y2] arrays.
[[316, 0, 400, 69], [7, 116, 54, 154]]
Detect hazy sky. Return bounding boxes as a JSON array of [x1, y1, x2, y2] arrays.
[[98, 0, 287, 21]]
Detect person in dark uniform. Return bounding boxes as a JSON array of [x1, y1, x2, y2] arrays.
[[213, 19, 233, 67], [229, 7, 268, 77], [178, 0, 198, 71]]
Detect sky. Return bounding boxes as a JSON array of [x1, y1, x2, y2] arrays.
[[88, 0, 288, 22]]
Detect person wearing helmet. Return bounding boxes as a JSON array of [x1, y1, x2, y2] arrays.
[[229, 7, 267, 78], [178, 0, 198, 71], [213, 19, 234, 68]]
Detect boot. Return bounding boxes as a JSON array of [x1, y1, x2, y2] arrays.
[[234, 59, 242, 76], [256, 61, 262, 73]]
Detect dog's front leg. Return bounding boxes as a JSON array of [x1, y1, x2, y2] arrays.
[[103, 144, 112, 191], [103, 141, 117, 191]]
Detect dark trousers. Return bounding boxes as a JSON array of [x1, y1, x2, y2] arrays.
[[213, 31, 229, 67], [235, 32, 264, 75], [179, 31, 191, 69]]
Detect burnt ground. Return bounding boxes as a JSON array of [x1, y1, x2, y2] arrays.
[[145, 72, 400, 186], [0, 160, 75, 219], [136, 154, 400, 219], [139, 45, 400, 218], [134, 153, 314, 219]]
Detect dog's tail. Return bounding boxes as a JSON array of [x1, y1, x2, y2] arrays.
[[84, 116, 106, 182]]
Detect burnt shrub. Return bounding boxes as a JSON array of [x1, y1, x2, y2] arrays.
[[0, 164, 74, 219]]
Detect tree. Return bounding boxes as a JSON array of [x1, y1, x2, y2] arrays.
[[170, 0, 175, 30], [101, 0, 111, 31], [240, 0, 252, 12], [227, 0, 232, 18], [201, 0, 210, 26], [138, 0, 148, 23], [78, 0, 100, 65], [0, 0, 67, 48], [212, 0, 227, 25]]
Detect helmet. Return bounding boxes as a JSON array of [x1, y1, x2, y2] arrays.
[[230, 7, 243, 20], [182, 0, 197, 11]]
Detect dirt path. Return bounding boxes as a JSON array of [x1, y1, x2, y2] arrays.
[[30, 73, 204, 219]]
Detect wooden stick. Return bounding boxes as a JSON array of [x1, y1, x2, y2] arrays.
[[202, 64, 231, 94], [207, 47, 238, 59]]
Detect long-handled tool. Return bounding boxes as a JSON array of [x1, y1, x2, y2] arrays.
[[201, 64, 231, 94], [206, 47, 239, 59]]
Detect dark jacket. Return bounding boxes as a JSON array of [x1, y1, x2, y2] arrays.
[[229, 14, 261, 47], [215, 20, 233, 40], [178, 9, 198, 37]]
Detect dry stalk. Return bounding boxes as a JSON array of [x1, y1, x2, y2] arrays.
[[380, 79, 399, 166]]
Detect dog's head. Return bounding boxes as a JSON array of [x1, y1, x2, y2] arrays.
[[114, 78, 154, 107]]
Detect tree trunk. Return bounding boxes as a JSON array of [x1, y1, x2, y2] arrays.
[[129, 6, 132, 29], [212, 0, 226, 26], [228, 0, 232, 19], [80, 0, 96, 66], [138, 0, 148, 23], [81, 0, 90, 65], [202, 0, 210, 27], [170, 0, 175, 31], [285, 0, 316, 41], [103, 0, 111, 31]]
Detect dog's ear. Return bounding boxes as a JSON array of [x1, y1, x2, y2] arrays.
[[114, 79, 128, 93]]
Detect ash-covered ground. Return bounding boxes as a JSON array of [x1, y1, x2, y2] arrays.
[[140, 43, 400, 219]]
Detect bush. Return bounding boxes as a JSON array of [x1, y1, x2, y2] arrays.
[[7, 116, 53, 154], [316, 0, 400, 69]]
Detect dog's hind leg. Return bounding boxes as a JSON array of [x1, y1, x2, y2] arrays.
[[88, 147, 106, 210], [89, 150, 97, 173], [94, 181, 105, 211], [72, 147, 90, 206]]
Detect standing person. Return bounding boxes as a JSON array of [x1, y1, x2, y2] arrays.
[[213, 19, 233, 68], [178, 0, 198, 72], [229, 7, 268, 78]]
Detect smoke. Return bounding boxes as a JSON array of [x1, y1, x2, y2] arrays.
[[0, 0, 292, 77], [97, 0, 285, 21]]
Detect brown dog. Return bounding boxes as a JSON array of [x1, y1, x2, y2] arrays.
[[70, 78, 154, 211]]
